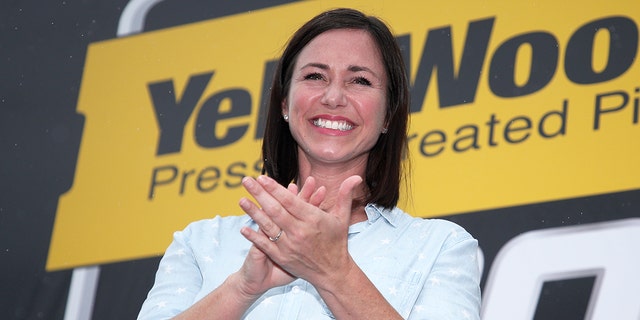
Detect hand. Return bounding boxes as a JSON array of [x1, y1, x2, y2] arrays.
[[238, 175, 362, 288], [230, 243, 293, 300], [232, 176, 326, 297]]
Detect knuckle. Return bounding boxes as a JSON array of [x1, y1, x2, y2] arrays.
[[263, 221, 277, 232]]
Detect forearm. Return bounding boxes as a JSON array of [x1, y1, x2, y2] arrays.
[[315, 259, 403, 320], [173, 272, 258, 320]]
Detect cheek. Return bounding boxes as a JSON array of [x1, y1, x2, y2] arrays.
[[287, 90, 312, 116], [366, 99, 388, 128], [285, 92, 310, 140]]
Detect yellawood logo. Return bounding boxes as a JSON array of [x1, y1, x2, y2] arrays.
[[47, 0, 640, 270]]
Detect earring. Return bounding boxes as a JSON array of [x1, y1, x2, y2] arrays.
[[381, 127, 388, 134], [283, 114, 289, 121]]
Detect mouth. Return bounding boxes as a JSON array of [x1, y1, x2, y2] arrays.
[[312, 118, 354, 131]]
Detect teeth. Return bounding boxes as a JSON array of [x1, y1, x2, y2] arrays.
[[313, 119, 353, 131]]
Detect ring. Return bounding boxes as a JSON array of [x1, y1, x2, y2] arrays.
[[269, 229, 283, 242]]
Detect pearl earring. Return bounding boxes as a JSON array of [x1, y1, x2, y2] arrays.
[[283, 114, 289, 121]]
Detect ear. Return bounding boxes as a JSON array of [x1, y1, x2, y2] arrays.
[[281, 99, 288, 117], [380, 118, 389, 134]]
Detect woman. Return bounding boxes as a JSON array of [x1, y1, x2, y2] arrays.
[[138, 8, 480, 320]]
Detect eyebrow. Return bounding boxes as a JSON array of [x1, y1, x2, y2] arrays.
[[301, 62, 329, 70], [300, 63, 380, 77]]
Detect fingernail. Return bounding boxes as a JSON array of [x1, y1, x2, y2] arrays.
[[239, 197, 250, 210], [242, 176, 254, 186], [256, 175, 269, 184]]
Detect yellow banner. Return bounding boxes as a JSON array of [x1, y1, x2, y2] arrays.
[[47, 0, 640, 270]]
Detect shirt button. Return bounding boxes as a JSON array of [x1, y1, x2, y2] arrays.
[[291, 286, 301, 294]]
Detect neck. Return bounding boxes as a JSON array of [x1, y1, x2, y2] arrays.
[[297, 154, 368, 225]]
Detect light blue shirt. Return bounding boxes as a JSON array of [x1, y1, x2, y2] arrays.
[[138, 204, 481, 319]]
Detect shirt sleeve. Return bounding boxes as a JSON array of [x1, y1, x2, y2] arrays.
[[137, 225, 203, 320], [408, 225, 482, 320]]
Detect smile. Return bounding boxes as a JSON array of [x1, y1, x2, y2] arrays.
[[312, 118, 354, 131]]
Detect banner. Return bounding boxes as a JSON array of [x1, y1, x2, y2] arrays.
[[47, 0, 639, 270]]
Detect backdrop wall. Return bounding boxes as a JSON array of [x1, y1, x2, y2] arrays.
[[2, 0, 638, 319]]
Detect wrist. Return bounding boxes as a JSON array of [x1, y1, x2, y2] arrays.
[[226, 272, 263, 306], [313, 256, 358, 296]]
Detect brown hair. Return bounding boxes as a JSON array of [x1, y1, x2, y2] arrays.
[[261, 8, 409, 209]]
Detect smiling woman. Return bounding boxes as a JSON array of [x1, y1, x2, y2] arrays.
[[138, 8, 481, 320], [285, 28, 388, 178]]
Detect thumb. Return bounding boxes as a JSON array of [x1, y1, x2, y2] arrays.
[[335, 175, 363, 219]]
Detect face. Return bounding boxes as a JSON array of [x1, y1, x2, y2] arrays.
[[284, 28, 388, 168]]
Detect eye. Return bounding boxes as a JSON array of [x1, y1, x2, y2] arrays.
[[353, 76, 372, 86], [303, 72, 324, 81]]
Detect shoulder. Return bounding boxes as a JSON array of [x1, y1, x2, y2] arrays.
[[181, 214, 250, 231], [174, 215, 252, 243], [389, 206, 476, 247]]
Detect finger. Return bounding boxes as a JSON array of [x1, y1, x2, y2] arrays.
[[256, 175, 310, 221], [287, 183, 298, 195], [309, 185, 326, 207], [334, 175, 363, 220], [239, 197, 282, 241], [243, 176, 293, 227], [297, 176, 317, 202], [240, 226, 281, 260]]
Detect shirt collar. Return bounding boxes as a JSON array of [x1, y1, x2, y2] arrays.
[[364, 203, 398, 228]]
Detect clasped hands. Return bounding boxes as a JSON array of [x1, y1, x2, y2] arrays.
[[235, 174, 363, 298]]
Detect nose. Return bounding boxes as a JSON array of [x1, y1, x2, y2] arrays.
[[320, 82, 346, 108]]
